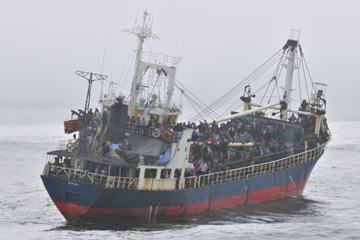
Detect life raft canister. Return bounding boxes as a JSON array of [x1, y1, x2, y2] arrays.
[[162, 130, 173, 142], [152, 128, 161, 138]]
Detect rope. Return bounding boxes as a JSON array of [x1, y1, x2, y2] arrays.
[[203, 53, 283, 119], [203, 55, 282, 120], [260, 81, 272, 105], [301, 58, 310, 101], [220, 80, 271, 116], [175, 80, 221, 119], [272, 50, 288, 104], [116, 40, 138, 94], [175, 83, 220, 120], [195, 49, 283, 120], [302, 55, 316, 93], [183, 94, 204, 121], [182, 90, 220, 120], [297, 64, 302, 102], [190, 49, 283, 122], [263, 50, 288, 105]]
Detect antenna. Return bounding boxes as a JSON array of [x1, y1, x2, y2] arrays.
[[76, 71, 107, 113], [123, 10, 159, 117], [100, 35, 109, 96], [123, 10, 159, 40]]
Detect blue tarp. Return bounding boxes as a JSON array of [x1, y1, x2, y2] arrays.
[[110, 143, 122, 149], [156, 148, 171, 164]]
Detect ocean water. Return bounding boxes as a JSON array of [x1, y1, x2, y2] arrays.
[[0, 107, 359, 240]]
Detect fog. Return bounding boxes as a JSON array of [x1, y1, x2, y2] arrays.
[[1, 0, 359, 121]]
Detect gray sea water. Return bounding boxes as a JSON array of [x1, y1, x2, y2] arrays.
[[0, 106, 359, 240]]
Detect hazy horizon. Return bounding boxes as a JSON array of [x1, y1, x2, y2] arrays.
[[1, 0, 359, 121]]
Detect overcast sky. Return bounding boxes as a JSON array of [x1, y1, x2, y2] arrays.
[[1, 0, 359, 121]]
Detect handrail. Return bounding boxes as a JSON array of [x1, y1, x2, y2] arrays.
[[126, 122, 183, 142], [43, 143, 326, 191], [219, 147, 304, 168], [42, 164, 138, 190], [185, 143, 325, 189], [58, 140, 69, 151]]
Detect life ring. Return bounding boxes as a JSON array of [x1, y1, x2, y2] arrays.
[[152, 128, 161, 138], [162, 130, 173, 142]]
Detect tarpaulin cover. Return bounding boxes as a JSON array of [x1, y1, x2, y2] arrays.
[[104, 102, 128, 143], [156, 148, 171, 164], [124, 135, 170, 157], [110, 143, 121, 149]]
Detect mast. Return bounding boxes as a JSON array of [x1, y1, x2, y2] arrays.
[[124, 10, 159, 118], [76, 71, 107, 114], [75, 71, 107, 152], [281, 30, 300, 121]]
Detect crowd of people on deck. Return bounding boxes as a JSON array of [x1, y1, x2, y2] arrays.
[[67, 108, 107, 155], [184, 118, 296, 176], [65, 103, 328, 179], [128, 115, 303, 176]]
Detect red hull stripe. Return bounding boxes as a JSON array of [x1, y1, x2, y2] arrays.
[[54, 180, 307, 222]]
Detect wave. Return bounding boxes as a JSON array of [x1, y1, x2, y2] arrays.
[[0, 125, 67, 144], [328, 144, 359, 152]]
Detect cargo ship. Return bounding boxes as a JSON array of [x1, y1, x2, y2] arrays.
[[41, 11, 331, 223]]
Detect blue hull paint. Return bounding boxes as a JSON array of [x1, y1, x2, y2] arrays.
[[42, 158, 318, 210]]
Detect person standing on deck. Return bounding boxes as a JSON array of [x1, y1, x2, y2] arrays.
[[94, 108, 101, 121], [198, 160, 208, 175]]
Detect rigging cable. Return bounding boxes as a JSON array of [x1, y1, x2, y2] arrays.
[[190, 49, 284, 122], [270, 49, 289, 105], [178, 85, 221, 120], [220, 80, 271, 117], [191, 49, 283, 121], [302, 54, 316, 93], [175, 80, 222, 119], [183, 94, 205, 121], [297, 60, 302, 102], [261, 50, 286, 104], [301, 58, 310, 101], [115, 40, 138, 94], [200, 53, 283, 119], [189, 49, 283, 121]]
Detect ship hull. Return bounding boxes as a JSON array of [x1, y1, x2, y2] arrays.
[[41, 156, 318, 223]]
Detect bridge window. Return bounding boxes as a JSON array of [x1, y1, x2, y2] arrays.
[[145, 169, 157, 178], [161, 169, 171, 179]]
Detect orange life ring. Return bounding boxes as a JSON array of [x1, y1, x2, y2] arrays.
[[152, 128, 161, 138], [162, 130, 173, 142]]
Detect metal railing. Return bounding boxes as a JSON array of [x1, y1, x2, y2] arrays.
[[57, 139, 78, 152], [185, 144, 324, 189], [126, 122, 183, 142], [99, 93, 129, 103], [140, 51, 182, 66], [42, 164, 138, 189], [58, 140, 70, 151], [45, 140, 326, 191]]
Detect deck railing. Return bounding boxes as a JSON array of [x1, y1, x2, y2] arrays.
[[42, 164, 138, 189], [58, 140, 69, 151], [185, 144, 325, 189], [126, 122, 182, 142], [44, 143, 325, 191]]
